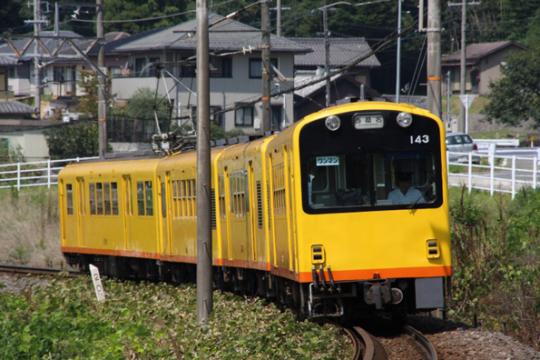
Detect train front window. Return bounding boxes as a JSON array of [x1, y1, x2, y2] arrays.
[[300, 110, 443, 213]]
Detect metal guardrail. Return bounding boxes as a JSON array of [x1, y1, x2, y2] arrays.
[[0, 156, 99, 190], [447, 151, 539, 199], [473, 138, 520, 150]]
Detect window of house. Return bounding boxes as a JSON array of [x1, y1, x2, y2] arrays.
[[235, 104, 254, 127], [210, 57, 232, 78], [53, 67, 64, 82], [135, 58, 146, 76], [190, 106, 224, 127], [66, 183, 73, 215], [249, 58, 278, 79], [271, 105, 283, 130]]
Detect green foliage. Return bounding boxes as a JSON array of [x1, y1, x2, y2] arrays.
[[104, 0, 188, 33], [484, 48, 540, 126], [0, 277, 352, 359], [449, 188, 540, 347], [76, 69, 98, 118], [125, 88, 171, 121], [44, 122, 99, 159]]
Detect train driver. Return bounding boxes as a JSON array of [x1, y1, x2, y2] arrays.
[[387, 171, 425, 205]]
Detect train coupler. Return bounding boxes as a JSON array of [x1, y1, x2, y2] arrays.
[[363, 280, 404, 310], [307, 282, 344, 318]]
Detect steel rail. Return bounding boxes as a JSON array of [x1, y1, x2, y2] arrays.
[[345, 326, 388, 360], [0, 264, 81, 277], [403, 325, 438, 360]]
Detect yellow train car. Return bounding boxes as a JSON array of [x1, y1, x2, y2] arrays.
[[59, 101, 451, 318]]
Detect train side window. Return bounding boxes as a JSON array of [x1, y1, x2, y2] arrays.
[[191, 179, 196, 217], [145, 181, 153, 216], [89, 183, 96, 215], [66, 183, 73, 215], [137, 181, 145, 216], [96, 182, 103, 215], [111, 182, 118, 215], [104, 182, 111, 215]]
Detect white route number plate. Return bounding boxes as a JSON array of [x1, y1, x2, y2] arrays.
[[89, 264, 106, 302], [316, 156, 340, 167]]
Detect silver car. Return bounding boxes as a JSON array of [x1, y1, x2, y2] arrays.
[[446, 133, 480, 164]]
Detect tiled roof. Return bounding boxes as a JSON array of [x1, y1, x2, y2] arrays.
[[112, 13, 310, 54], [442, 41, 525, 65], [291, 37, 380, 68], [0, 55, 18, 66], [0, 100, 34, 114]]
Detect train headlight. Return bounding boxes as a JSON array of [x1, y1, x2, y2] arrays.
[[325, 115, 341, 131], [396, 112, 413, 128]]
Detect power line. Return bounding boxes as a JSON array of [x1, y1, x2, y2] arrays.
[[68, 0, 243, 24]]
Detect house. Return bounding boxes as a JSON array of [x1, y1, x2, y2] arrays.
[[0, 31, 130, 99], [289, 37, 381, 119], [442, 41, 525, 95], [108, 13, 310, 134]]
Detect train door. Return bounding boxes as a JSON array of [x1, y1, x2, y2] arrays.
[[224, 168, 233, 259], [283, 146, 296, 272], [158, 175, 168, 256], [121, 175, 133, 249], [76, 177, 85, 247], [267, 154, 278, 268], [164, 172, 173, 256], [247, 161, 257, 262]]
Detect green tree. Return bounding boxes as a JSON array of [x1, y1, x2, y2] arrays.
[[103, 0, 188, 33], [484, 48, 540, 126], [77, 69, 98, 118], [44, 122, 99, 159], [125, 87, 171, 121]]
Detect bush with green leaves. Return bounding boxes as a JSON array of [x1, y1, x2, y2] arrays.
[[449, 187, 540, 348], [44, 122, 98, 159], [0, 277, 352, 359]]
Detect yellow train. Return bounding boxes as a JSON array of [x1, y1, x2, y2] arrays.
[[59, 101, 451, 318]]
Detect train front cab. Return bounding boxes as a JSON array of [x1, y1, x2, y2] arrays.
[[292, 102, 452, 318]]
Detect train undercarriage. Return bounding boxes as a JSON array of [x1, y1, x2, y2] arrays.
[[64, 253, 445, 320]]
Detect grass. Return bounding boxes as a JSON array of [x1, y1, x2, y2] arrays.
[[0, 188, 65, 268], [0, 276, 352, 359]]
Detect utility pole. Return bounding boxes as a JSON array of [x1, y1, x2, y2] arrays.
[[459, 0, 466, 132], [33, 0, 41, 118], [427, 0, 441, 117], [323, 4, 331, 107], [96, 0, 107, 158], [395, 0, 402, 103], [276, 0, 282, 36], [261, 0, 271, 133], [446, 70, 451, 123], [196, 0, 212, 326]]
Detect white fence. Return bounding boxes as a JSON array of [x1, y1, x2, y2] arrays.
[[447, 151, 539, 198], [0, 157, 99, 190]]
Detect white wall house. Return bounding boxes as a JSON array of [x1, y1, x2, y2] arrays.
[[109, 14, 309, 134]]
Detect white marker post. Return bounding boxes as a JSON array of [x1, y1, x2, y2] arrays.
[[459, 94, 477, 134], [89, 264, 106, 302]]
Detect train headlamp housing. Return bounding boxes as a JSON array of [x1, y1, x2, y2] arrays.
[[325, 115, 341, 131], [396, 112, 413, 128]]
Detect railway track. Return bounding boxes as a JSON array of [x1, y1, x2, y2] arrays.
[[402, 325, 438, 360], [0, 264, 80, 277], [345, 324, 437, 360]]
